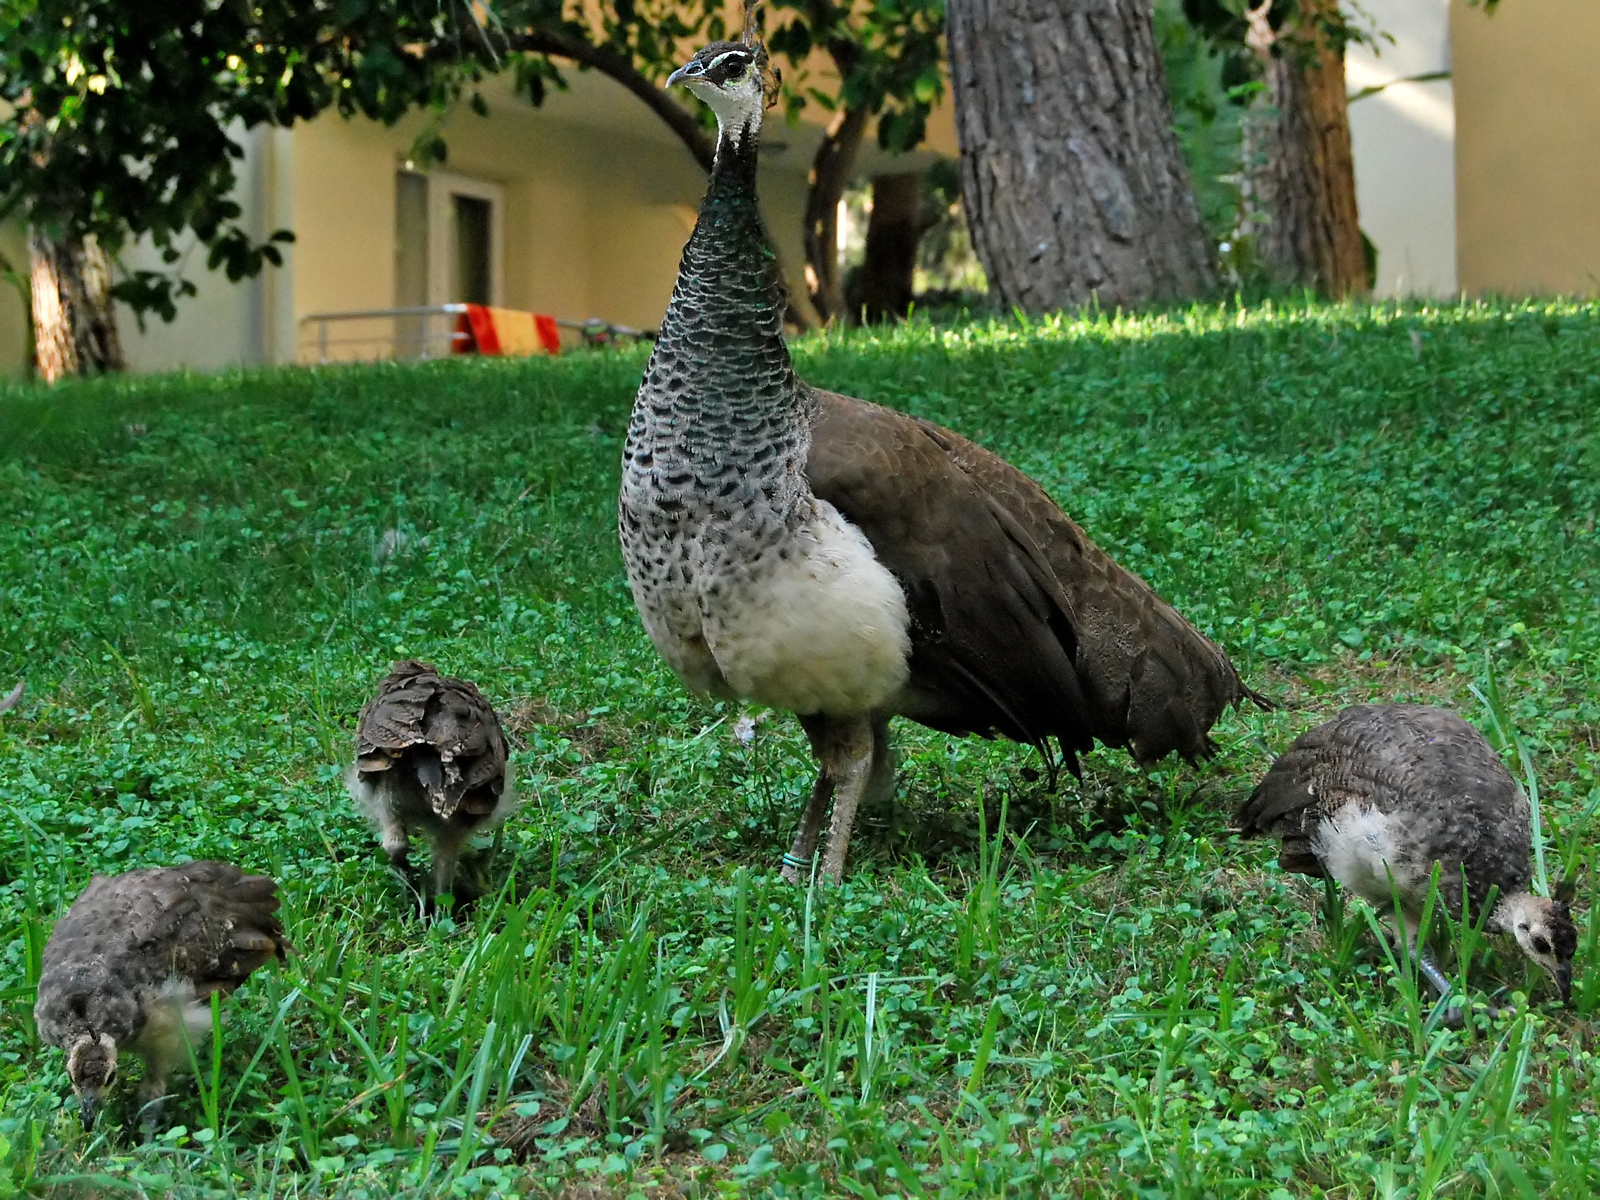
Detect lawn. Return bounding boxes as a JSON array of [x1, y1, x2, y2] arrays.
[[1, 299, 1598, 1198]]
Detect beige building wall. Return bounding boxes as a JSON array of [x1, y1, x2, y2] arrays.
[[1346, 0, 1456, 297], [0, 55, 948, 379], [172, 70, 820, 367], [1453, 0, 1600, 296], [290, 116, 398, 357]]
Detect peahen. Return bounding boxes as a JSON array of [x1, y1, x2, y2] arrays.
[[619, 31, 1268, 882]]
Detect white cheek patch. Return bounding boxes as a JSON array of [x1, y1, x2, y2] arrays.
[[691, 77, 765, 146]]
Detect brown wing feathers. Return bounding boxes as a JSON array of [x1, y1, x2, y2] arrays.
[[38, 862, 289, 1030], [1235, 735, 1330, 876], [808, 390, 1258, 773], [807, 393, 1094, 761], [918, 411, 1254, 758], [355, 660, 509, 818], [114, 862, 289, 992]]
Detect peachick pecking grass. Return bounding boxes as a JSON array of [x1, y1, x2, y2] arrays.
[[0, 298, 1598, 1197]]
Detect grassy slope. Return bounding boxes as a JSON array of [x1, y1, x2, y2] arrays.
[[0, 300, 1597, 1197]]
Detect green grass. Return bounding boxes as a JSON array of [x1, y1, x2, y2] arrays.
[[0, 298, 1598, 1197]]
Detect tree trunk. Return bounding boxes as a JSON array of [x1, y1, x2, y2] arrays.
[[1243, 0, 1366, 296], [946, 0, 1218, 312], [802, 106, 870, 325], [847, 173, 935, 323], [29, 230, 125, 382]]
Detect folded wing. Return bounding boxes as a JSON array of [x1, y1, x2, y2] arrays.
[[807, 390, 1257, 775]]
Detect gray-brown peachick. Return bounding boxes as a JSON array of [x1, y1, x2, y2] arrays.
[[1239, 703, 1577, 1005], [346, 659, 516, 906], [34, 860, 289, 1131]]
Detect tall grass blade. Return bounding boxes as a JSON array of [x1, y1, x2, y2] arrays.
[[1471, 653, 1548, 896]]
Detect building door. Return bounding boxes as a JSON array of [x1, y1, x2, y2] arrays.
[[427, 173, 504, 308]]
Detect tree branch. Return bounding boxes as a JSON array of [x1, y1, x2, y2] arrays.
[[801, 104, 869, 322], [435, 23, 716, 175]]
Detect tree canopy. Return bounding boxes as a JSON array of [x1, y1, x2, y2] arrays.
[[0, 0, 480, 321], [1, 0, 948, 339]]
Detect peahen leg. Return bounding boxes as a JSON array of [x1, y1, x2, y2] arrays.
[[782, 714, 835, 882], [861, 716, 897, 811], [817, 716, 876, 882], [781, 775, 833, 883]]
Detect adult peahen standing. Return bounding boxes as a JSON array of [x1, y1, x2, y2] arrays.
[[619, 30, 1267, 882]]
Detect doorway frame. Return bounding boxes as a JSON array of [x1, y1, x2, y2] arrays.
[[426, 171, 505, 307]]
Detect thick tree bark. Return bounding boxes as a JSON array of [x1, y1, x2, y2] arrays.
[[802, 106, 870, 325], [28, 230, 125, 383], [1244, 0, 1367, 297], [946, 0, 1218, 312], [847, 173, 935, 323]]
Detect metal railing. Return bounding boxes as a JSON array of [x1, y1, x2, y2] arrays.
[[297, 304, 655, 363]]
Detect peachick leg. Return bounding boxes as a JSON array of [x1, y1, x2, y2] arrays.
[[138, 1078, 170, 1140], [1398, 915, 1456, 1006], [1417, 951, 1453, 1000], [430, 833, 466, 905], [376, 804, 411, 870]]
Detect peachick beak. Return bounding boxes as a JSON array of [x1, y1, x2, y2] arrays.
[[1556, 962, 1573, 1006], [667, 64, 693, 87], [79, 1093, 97, 1132]]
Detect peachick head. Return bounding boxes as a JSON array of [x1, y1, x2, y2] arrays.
[[65, 1032, 118, 1130], [1498, 891, 1578, 1005]]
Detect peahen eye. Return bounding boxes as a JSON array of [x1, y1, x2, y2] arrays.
[[1532, 935, 1552, 955]]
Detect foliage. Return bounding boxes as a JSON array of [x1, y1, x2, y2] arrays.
[[766, 0, 945, 155], [0, 0, 946, 337], [0, 0, 476, 322], [0, 300, 1598, 1195], [909, 161, 988, 301], [1155, 0, 1255, 248]]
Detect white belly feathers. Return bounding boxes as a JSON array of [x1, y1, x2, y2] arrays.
[[637, 499, 911, 717], [1310, 802, 1419, 908], [703, 498, 910, 715]]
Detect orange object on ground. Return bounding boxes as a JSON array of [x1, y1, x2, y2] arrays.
[[455, 305, 562, 356]]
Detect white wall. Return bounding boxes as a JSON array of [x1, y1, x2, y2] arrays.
[[1346, 0, 1458, 297]]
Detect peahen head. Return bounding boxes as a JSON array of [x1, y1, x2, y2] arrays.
[[667, 42, 774, 144]]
